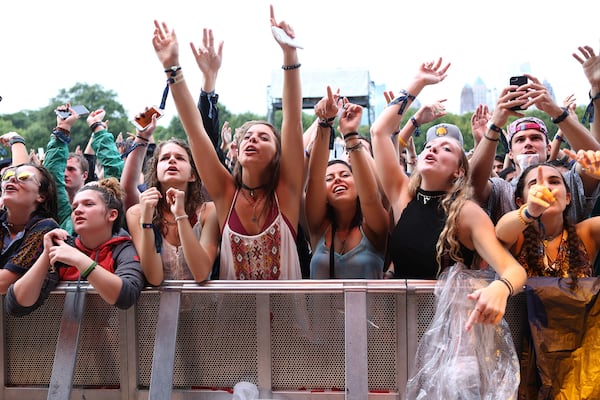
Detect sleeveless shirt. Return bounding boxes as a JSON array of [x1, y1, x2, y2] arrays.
[[220, 190, 302, 280], [310, 226, 383, 279], [389, 189, 474, 279]]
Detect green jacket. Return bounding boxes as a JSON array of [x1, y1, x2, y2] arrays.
[[43, 129, 123, 234]]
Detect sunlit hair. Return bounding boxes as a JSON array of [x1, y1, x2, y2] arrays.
[[232, 121, 281, 206], [514, 163, 589, 279], [77, 177, 124, 234], [407, 141, 472, 274], [67, 152, 89, 175], [144, 138, 205, 237], [325, 160, 362, 229], [5, 163, 59, 221]]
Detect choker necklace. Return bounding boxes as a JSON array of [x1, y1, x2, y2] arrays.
[[416, 189, 446, 205], [241, 183, 265, 199]]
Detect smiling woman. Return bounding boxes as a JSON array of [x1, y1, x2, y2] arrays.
[[0, 160, 59, 296]]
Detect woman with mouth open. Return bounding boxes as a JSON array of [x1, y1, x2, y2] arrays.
[[5, 177, 145, 316], [151, 6, 304, 280], [304, 88, 388, 279], [0, 139, 59, 295]]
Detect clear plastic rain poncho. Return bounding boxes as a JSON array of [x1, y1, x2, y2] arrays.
[[406, 264, 520, 400]]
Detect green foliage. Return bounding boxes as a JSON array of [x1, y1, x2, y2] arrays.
[[0, 82, 593, 163]]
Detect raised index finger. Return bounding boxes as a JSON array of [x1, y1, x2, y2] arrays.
[[537, 165, 544, 186]]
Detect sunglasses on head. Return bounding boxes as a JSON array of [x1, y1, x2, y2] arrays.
[[1, 168, 41, 186]]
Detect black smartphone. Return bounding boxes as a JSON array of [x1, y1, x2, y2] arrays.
[[509, 76, 528, 111], [54, 105, 90, 119], [133, 106, 164, 131], [54, 236, 76, 268]]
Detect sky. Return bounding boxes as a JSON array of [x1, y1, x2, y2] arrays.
[[1, 0, 599, 128]]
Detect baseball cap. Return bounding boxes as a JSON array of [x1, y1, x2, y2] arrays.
[[425, 124, 464, 147], [506, 117, 549, 148]]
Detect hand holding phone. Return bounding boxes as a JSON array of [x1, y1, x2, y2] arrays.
[[55, 105, 90, 119], [133, 106, 163, 131], [54, 236, 77, 269], [509, 76, 528, 111], [271, 26, 303, 49]]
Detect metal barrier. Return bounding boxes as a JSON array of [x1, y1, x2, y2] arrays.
[[0, 280, 527, 400]]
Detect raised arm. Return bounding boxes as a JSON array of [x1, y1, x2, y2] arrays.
[[270, 5, 304, 225], [469, 87, 523, 205], [152, 20, 233, 223], [121, 114, 157, 210], [87, 110, 124, 179], [573, 45, 600, 141], [191, 28, 227, 167], [371, 58, 450, 217], [339, 101, 389, 252], [305, 87, 339, 244]]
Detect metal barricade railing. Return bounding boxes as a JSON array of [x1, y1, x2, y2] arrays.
[[0, 280, 527, 400]]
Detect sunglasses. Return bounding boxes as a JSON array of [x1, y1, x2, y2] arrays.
[[1, 168, 41, 186]]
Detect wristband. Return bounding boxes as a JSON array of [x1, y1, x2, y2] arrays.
[[486, 122, 503, 133], [318, 117, 335, 128], [8, 135, 25, 146], [551, 107, 569, 124], [410, 116, 421, 136], [343, 132, 359, 141], [518, 204, 533, 225], [175, 214, 189, 222], [81, 261, 97, 279], [89, 121, 106, 132], [282, 63, 301, 70], [141, 223, 154, 229]]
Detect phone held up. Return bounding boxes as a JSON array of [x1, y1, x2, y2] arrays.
[[54, 236, 77, 269], [509, 76, 528, 111], [133, 106, 164, 131], [54, 105, 90, 119]]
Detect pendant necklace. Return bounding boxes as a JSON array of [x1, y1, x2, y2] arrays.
[[541, 229, 567, 273], [240, 188, 265, 223]]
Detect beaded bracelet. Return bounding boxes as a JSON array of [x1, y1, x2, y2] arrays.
[[517, 204, 533, 225], [282, 63, 301, 70], [175, 214, 189, 222]]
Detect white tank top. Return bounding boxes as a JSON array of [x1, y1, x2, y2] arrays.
[[219, 190, 301, 280]]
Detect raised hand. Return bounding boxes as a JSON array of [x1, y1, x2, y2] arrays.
[[190, 28, 223, 83], [415, 58, 451, 87], [269, 5, 297, 51], [314, 86, 340, 122], [526, 166, 558, 218], [152, 20, 180, 69], [471, 104, 491, 144], [338, 100, 363, 134], [573, 45, 600, 88], [416, 99, 447, 125]]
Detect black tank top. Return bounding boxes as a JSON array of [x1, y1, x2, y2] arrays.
[[389, 189, 474, 279]]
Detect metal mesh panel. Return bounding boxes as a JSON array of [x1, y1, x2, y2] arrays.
[[136, 292, 259, 389], [367, 293, 398, 391], [412, 289, 528, 373], [136, 291, 159, 388], [270, 293, 345, 391], [4, 293, 64, 386], [73, 294, 121, 387]]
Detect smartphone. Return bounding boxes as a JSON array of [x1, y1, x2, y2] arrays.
[[54, 236, 77, 268], [54, 105, 90, 119], [271, 26, 303, 49], [133, 106, 164, 131], [509, 76, 528, 111]]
